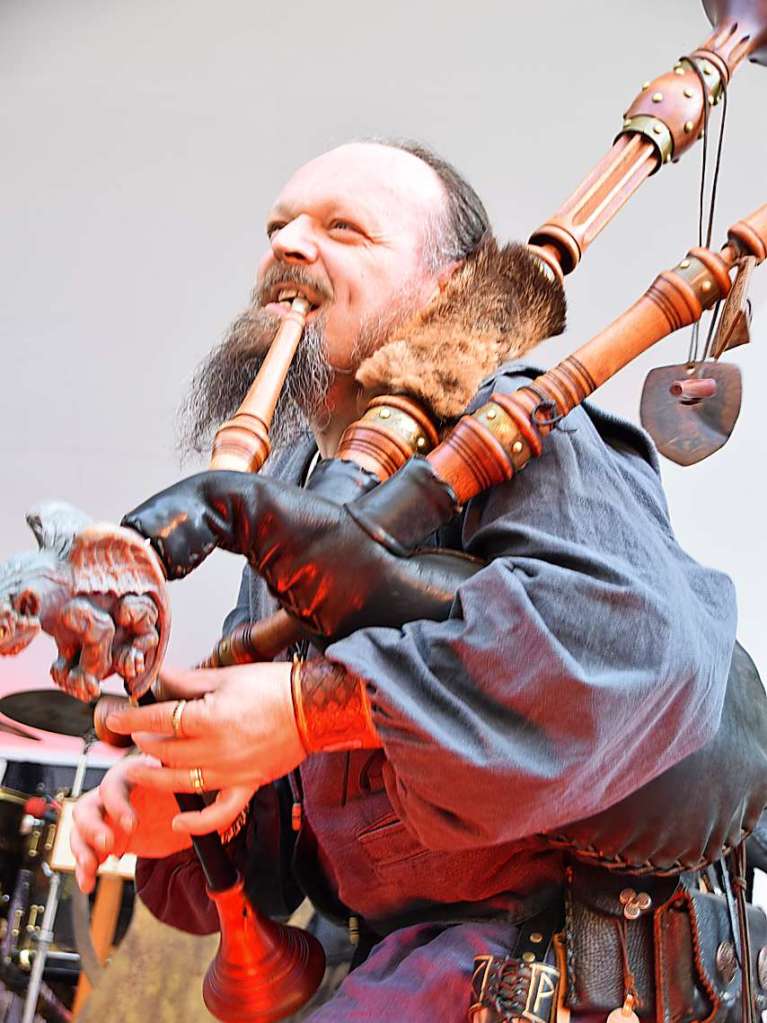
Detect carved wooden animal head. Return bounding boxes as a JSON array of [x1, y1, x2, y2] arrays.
[[0, 552, 49, 654], [0, 500, 89, 656]]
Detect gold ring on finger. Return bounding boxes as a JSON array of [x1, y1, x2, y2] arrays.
[[171, 699, 187, 739], [190, 767, 205, 794]]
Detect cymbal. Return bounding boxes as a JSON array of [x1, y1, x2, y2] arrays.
[[0, 689, 94, 738], [0, 716, 41, 741]]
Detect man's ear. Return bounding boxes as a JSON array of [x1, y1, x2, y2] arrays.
[[437, 260, 462, 291], [425, 261, 462, 304]]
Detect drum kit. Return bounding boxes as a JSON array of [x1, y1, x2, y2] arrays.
[[0, 689, 134, 1023]]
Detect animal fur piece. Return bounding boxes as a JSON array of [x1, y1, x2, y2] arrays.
[[356, 239, 566, 420]]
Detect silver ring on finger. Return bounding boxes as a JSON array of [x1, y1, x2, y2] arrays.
[[190, 767, 206, 794], [171, 699, 187, 739]]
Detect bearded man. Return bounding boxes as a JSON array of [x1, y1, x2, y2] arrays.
[[69, 140, 764, 1022]]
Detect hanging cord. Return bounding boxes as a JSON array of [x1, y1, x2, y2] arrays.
[[731, 841, 756, 1023], [683, 58, 730, 369], [701, 300, 723, 364]]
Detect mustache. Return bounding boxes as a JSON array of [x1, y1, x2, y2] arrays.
[[255, 264, 334, 306]]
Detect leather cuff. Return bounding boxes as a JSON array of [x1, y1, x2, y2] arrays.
[[291, 657, 382, 754]]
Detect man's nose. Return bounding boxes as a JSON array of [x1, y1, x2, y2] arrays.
[[271, 215, 319, 265]]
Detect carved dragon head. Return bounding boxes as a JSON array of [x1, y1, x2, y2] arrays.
[[0, 502, 91, 656], [0, 552, 52, 654]]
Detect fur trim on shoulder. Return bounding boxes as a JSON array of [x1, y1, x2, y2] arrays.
[[355, 239, 566, 420]]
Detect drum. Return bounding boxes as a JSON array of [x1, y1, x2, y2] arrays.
[[0, 749, 134, 1020], [1, 799, 133, 983]]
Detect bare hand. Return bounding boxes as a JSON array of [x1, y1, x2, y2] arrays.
[[70, 754, 191, 894], [104, 663, 305, 834]]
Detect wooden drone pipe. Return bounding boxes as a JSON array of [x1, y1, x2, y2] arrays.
[[727, 203, 767, 262], [528, 8, 766, 277], [431, 200, 767, 505]]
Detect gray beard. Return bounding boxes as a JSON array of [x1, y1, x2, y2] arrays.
[[177, 286, 424, 463], [177, 306, 333, 460]]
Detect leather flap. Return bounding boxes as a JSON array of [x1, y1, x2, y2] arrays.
[[687, 889, 767, 1002], [654, 887, 767, 1023], [570, 862, 679, 916]]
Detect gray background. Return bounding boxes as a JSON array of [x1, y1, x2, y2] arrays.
[[1, 0, 765, 713]]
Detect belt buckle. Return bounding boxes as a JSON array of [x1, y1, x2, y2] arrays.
[[469, 954, 561, 1023]]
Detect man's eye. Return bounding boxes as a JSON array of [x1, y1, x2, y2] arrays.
[[329, 220, 359, 234], [266, 222, 286, 238]]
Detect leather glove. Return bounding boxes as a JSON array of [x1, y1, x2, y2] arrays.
[[122, 458, 478, 639]]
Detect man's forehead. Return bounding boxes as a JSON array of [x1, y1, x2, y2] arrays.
[[269, 143, 446, 225]]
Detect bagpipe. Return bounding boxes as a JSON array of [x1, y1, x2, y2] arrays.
[[1, 1, 767, 1020]]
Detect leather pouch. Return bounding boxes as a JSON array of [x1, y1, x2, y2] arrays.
[[565, 864, 767, 1022]]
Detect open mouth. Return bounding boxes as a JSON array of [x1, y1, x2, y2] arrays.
[[0, 616, 39, 655], [265, 285, 322, 318]]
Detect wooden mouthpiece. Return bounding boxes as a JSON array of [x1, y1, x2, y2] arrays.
[[210, 297, 310, 473]]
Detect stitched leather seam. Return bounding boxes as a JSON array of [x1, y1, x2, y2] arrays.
[[682, 890, 720, 1023], [543, 831, 754, 877]]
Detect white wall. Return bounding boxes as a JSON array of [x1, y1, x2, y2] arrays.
[[1, 0, 765, 697]]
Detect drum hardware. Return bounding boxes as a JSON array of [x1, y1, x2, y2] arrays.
[[0, 687, 126, 1019], [15, 740, 92, 1023], [0, 971, 71, 1023], [0, 753, 132, 1022], [0, 693, 96, 741], [0, 790, 26, 939], [67, 890, 102, 988]]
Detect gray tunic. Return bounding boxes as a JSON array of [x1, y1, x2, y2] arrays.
[[325, 367, 737, 850], [205, 364, 737, 930], [139, 364, 737, 1020], [233, 364, 735, 857]]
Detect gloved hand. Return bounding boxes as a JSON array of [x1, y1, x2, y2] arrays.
[[122, 459, 478, 639]]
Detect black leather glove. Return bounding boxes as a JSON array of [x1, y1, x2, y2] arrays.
[[122, 458, 478, 639]]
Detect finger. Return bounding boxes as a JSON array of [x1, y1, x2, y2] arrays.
[[153, 665, 225, 702], [93, 695, 133, 747], [132, 733, 213, 767], [105, 690, 212, 739], [125, 759, 225, 793], [70, 828, 99, 894], [172, 786, 254, 836], [105, 693, 205, 738], [72, 796, 115, 856], [103, 698, 179, 736], [99, 774, 136, 834], [70, 824, 96, 869]]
